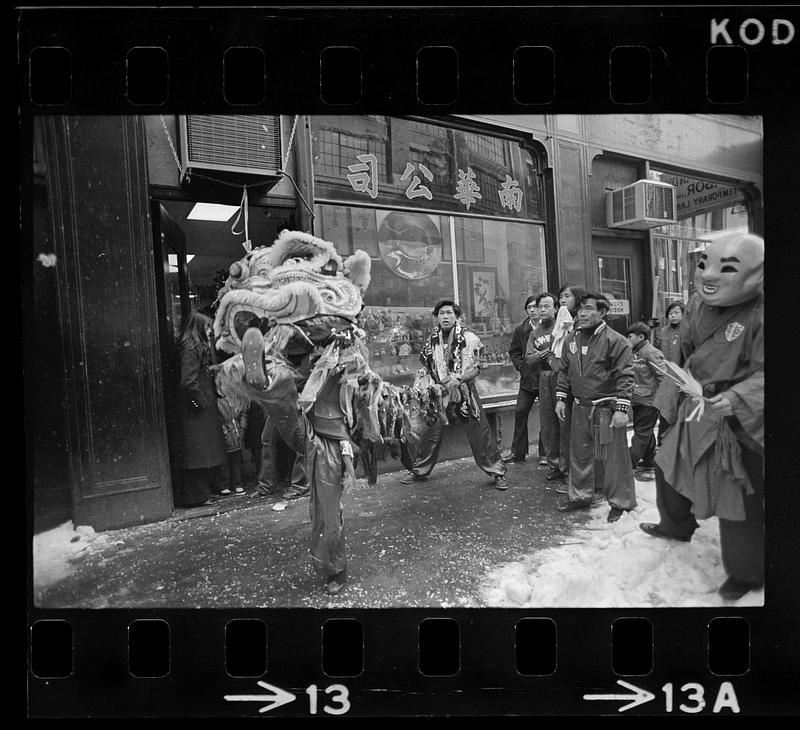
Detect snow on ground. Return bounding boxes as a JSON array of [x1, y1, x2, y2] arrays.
[[33, 522, 108, 603], [480, 476, 765, 608]]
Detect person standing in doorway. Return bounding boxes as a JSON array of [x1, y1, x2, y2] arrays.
[[626, 321, 666, 481], [503, 296, 546, 465], [555, 292, 637, 522], [401, 300, 508, 490], [214, 357, 249, 496], [173, 310, 226, 508]]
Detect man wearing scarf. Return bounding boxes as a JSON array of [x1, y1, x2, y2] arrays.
[[555, 292, 637, 523], [640, 233, 764, 602], [400, 300, 508, 490]]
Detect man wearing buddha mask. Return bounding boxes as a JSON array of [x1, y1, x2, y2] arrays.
[[639, 232, 764, 602]]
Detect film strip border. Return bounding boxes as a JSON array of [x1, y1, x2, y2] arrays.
[[17, 7, 800, 112], [21, 5, 800, 718], [29, 610, 796, 716]]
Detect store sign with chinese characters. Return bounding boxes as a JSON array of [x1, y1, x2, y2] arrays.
[[345, 156, 523, 214]]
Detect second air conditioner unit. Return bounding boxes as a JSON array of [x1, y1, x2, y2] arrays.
[[606, 179, 677, 229], [178, 114, 283, 186]]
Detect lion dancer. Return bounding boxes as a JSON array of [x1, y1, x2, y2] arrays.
[[215, 230, 374, 596], [242, 325, 358, 595], [640, 233, 764, 602]]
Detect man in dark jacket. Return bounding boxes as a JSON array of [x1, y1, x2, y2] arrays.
[[503, 296, 546, 464], [555, 292, 637, 522], [626, 321, 666, 480]]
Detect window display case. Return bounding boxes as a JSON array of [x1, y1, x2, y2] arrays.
[[316, 202, 547, 404]]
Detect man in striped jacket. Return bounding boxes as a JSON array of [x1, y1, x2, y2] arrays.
[[554, 292, 637, 523]]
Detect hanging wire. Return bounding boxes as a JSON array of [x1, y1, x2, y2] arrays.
[[230, 187, 251, 252]]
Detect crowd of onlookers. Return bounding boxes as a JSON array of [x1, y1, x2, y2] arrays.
[[170, 294, 686, 512], [168, 233, 762, 603], [501, 285, 684, 522]]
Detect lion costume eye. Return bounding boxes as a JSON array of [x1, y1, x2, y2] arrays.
[[229, 261, 248, 280]]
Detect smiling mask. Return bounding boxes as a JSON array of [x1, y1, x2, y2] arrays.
[[694, 233, 764, 307]]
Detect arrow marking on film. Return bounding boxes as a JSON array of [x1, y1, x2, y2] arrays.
[[224, 681, 297, 713], [583, 680, 655, 712]]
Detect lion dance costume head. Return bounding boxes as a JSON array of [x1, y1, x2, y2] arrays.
[[214, 229, 372, 354], [212, 230, 458, 485]]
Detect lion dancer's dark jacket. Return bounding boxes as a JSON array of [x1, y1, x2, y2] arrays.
[[654, 292, 764, 521]]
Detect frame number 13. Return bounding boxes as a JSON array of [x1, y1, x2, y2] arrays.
[[306, 684, 350, 715]]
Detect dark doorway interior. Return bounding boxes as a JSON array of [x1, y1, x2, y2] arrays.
[[151, 198, 296, 499]]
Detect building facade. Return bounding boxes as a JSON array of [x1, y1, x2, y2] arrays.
[[28, 113, 763, 532]]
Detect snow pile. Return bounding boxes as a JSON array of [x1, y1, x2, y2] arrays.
[[33, 522, 106, 601], [481, 479, 765, 608]]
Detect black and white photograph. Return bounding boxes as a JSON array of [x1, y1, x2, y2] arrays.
[[29, 112, 766, 610]]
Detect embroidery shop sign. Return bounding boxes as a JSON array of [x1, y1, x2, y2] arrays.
[[661, 175, 738, 219]]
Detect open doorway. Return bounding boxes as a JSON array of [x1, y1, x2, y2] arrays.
[[151, 198, 297, 502]]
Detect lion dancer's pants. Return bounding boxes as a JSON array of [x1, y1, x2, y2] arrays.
[[567, 401, 636, 510], [309, 436, 347, 578], [265, 388, 346, 579], [402, 402, 506, 480]]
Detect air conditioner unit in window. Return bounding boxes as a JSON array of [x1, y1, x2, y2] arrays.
[[606, 180, 677, 229], [178, 114, 283, 186]]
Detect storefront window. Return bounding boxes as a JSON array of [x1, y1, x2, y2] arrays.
[[648, 170, 751, 318], [316, 203, 547, 404], [311, 116, 548, 404]]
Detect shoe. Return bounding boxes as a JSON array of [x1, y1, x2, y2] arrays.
[[639, 523, 691, 542], [718, 576, 762, 601], [607, 507, 624, 523], [282, 485, 310, 500], [538, 457, 549, 466], [494, 475, 509, 491], [218, 489, 232, 497], [545, 469, 565, 481], [558, 500, 591, 513], [501, 453, 524, 464], [233, 487, 245, 496], [326, 569, 347, 595], [400, 473, 427, 485], [634, 468, 656, 482], [241, 327, 266, 389]]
